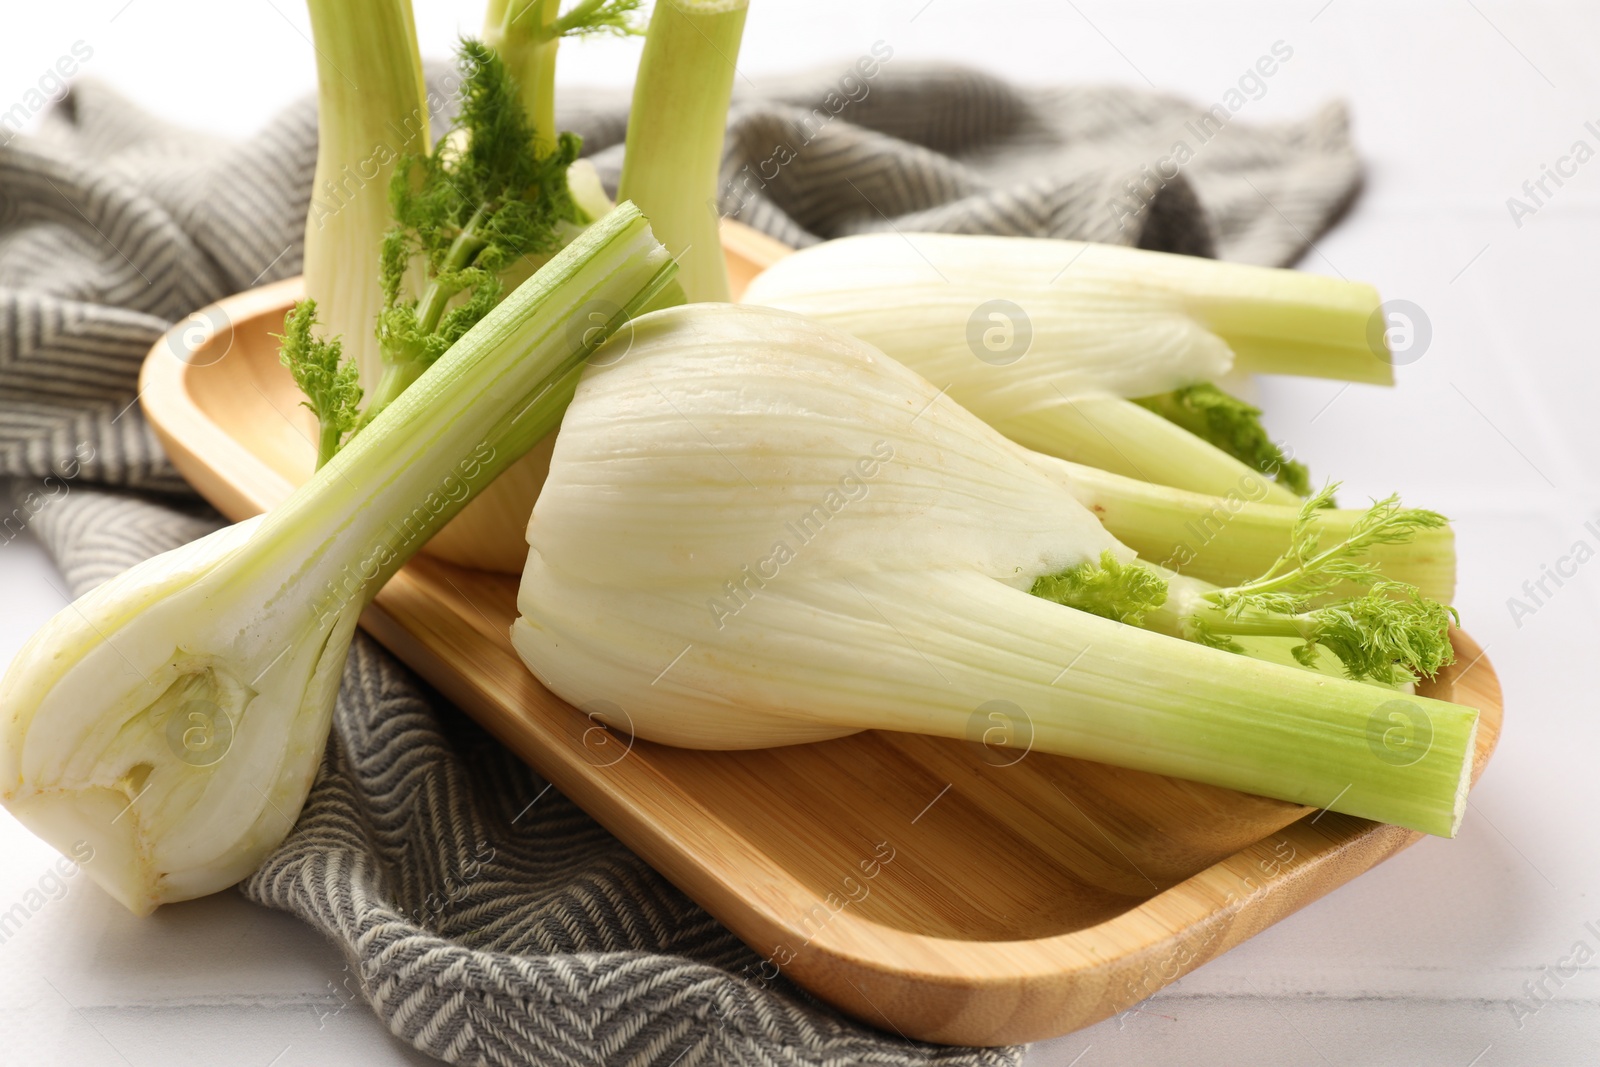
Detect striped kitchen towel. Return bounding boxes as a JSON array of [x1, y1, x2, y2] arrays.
[[0, 59, 1359, 1067]]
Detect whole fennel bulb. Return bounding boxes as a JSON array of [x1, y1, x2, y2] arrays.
[[513, 304, 1477, 837], [742, 232, 1394, 503]]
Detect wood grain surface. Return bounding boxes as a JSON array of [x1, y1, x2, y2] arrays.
[[137, 219, 1503, 1046]]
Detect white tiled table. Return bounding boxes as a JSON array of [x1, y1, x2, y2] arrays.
[[3, 2, 1597, 1064]]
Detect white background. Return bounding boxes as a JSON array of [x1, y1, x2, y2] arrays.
[[3, 2, 1599, 1065]]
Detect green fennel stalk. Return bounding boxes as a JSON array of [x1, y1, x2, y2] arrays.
[[1033, 486, 1457, 685], [484, 0, 644, 156], [1040, 458, 1458, 603], [302, 0, 431, 408], [289, 1, 742, 466], [993, 392, 1307, 506], [617, 0, 749, 302], [296, 2, 638, 459]]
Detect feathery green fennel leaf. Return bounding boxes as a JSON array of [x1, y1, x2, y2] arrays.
[[1194, 489, 1458, 683], [1031, 551, 1169, 626], [1134, 383, 1313, 497], [366, 37, 584, 427], [551, 0, 646, 38], [275, 299, 362, 469]]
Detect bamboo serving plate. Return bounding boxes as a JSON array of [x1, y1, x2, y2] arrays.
[[138, 219, 1502, 1046]]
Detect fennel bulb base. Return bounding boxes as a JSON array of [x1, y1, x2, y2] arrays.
[[6, 788, 156, 915]]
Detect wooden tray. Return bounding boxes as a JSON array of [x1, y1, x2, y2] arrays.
[[138, 219, 1502, 1046]]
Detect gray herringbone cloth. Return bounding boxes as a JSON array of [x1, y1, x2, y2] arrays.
[[0, 62, 1360, 1066]]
